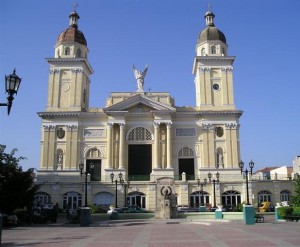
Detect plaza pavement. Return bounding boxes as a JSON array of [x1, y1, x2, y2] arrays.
[[1, 216, 300, 247]]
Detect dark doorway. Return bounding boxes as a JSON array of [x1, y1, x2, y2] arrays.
[[179, 158, 195, 180], [88, 160, 101, 181], [128, 145, 152, 180]]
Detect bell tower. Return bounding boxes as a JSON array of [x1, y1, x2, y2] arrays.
[[192, 11, 235, 111], [46, 9, 93, 112]]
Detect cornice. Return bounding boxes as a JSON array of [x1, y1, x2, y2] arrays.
[[37, 111, 107, 119], [199, 110, 243, 117], [195, 56, 236, 61], [46, 57, 94, 74]]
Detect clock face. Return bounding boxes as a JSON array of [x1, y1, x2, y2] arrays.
[[215, 126, 224, 137], [213, 84, 220, 90]]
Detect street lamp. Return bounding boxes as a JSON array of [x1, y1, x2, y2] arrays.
[[239, 160, 254, 205], [110, 172, 123, 208], [208, 171, 220, 208], [0, 69, 22, 115], [121, 178, 130, 207], [197, 177, 207, 206], [79, 162, 94, 207]]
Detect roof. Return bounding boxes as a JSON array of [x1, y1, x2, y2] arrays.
[[198, 26, 226, 44], [56, 27, 87, 46], [56, 11, 87, 46], [254, 167, 279, 174]]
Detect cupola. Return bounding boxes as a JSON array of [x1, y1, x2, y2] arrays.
[[196, 11, 228, 57], [54, 9, 88, 59]]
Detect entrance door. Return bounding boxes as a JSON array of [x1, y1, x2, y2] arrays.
[[88, 160, 101, 181], [179, 158, 195, 180], [128, 145, 152, 180]]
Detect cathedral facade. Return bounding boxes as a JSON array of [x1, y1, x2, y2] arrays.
[[36, 9, 293, 211]]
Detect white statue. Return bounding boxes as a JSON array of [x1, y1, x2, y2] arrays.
[[57, 153, 63, 170], [133, 64, 148, 92]]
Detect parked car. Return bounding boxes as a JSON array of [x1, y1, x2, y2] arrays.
[[177, 205, 199, 212], [123, 205, 149, 213]]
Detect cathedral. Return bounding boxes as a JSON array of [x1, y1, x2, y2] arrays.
[[36, 9, 293, 212]]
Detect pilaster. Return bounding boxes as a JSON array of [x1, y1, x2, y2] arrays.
[[166, 122, 172, 169], [107, 123, 113, 169], [119, 123, 125, 169]]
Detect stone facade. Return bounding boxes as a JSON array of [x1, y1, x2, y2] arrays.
[[36, 9, 294, 212]]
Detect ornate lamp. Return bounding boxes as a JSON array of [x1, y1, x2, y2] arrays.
[[0, 69, 22, 115]]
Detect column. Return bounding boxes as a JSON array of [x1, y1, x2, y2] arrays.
[[166, 122, 172, 169], [119, 123, 125, 169], [153, 123, 160, 169], [107, 123, 113, 169]]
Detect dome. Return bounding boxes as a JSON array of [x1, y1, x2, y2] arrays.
[[197, 11, 226, 44], [198, 26, 226, 44], [56, 27, 87, 46], [56, 11, 87, 46]]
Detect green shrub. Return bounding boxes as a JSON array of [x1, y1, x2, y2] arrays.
[[89, 205, 108, 214], [292, 206, 300, 216], [277, 206, 294, 217], [232, 204, 243, 212]]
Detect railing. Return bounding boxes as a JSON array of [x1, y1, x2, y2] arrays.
[[174, 175, 182, 180], [186, 174, 195, 181], [128, 175, 150, 181]]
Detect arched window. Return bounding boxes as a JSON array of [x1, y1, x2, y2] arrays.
[[34, 192, 51, 206], [127, 127, 152, 141], [221, 190, 241, 207], [280, 190, 291, 203], [86, 148, 100, 158], [201, 48, 205, 56], [190, 191, 210, 208], [63, 192, 82, 211], [127, 191, 146, 209], [83, 89, 86, 104], [64, 47, 70, 55], [93, 192, 114, 206], [178, 147, 194, 157], [76, 49, 81, 58], [211, 45, 216, 54], [257, 190, 272, 204]]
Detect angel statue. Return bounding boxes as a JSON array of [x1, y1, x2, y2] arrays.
[[133, 64, 148, 92]]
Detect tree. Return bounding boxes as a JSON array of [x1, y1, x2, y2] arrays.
[[290, 175, 300, 206], [0, 145, 40, 214]]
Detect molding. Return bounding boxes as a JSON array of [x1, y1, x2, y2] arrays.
[[199, 67, 211, 72], [221, 67, 233, 72], [46, 57, 94, 74]]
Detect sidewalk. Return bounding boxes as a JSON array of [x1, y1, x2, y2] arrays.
[[2, 218, 300, 247]]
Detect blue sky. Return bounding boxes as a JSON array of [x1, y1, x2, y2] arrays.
[[0, 0, 299, 172]]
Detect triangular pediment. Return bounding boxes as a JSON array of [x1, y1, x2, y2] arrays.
[[104, 94, 176, 113]]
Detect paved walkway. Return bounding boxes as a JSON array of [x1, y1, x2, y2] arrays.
[[1, 219, 300, 247]]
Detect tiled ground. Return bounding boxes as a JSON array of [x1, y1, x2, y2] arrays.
[[2, 220, 300, 247]]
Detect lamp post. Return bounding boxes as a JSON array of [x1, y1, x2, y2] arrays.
[[79, 162, 94, 207], [0, 69, 22, 115], [239, 160, 254, 205], [197, 177, 207, 206], [208, 171, 220, 208], [121, 178, 130, 207], [110, 172, 123, 208]]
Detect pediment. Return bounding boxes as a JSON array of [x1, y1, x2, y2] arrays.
[[104, 94, 176, 113]]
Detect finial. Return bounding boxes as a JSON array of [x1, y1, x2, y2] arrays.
[[207, 3, 211, 12], [73, 3, 78, 12]]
